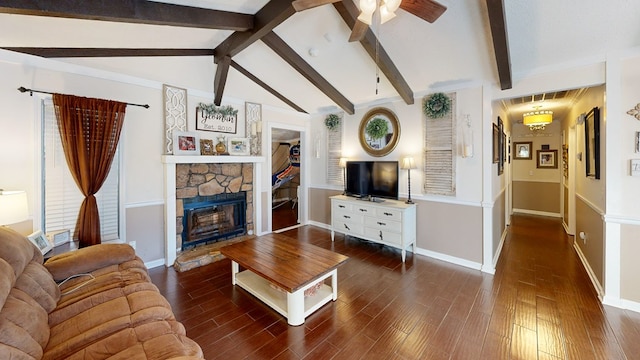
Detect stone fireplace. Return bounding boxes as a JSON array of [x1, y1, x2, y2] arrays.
[[181, 192, 246, 249], [163, 155, 264, 266], [176, 162, 254, 250]]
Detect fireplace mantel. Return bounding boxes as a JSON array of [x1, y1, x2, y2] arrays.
[[162, 155, 265, 266]]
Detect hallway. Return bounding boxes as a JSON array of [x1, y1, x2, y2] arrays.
[[150, 214, 640, 359]]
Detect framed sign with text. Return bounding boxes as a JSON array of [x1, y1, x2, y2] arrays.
[[196, 105, 238, 134]]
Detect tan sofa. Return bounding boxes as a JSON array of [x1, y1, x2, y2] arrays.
[[0, 227, 203, 359]]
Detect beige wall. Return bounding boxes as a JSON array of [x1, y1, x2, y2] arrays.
[[512, 181, 561, 214], [308, 188, 341, 225], [126, 204, 164, 263], [493, 190, 505, 258], [621, 224, 640, 302], [575, 196, 604, 287]]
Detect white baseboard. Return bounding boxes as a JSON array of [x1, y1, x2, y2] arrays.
[[573, 242, 604, 300], [513, 209, 561, 218], [414, 247, 482, 271], [145, 258, 166, 269]]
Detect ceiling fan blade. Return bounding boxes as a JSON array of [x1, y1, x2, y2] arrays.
[[292, 0, 341, 12], [399, 0, 447, 23], [349, 20, 369, 42]]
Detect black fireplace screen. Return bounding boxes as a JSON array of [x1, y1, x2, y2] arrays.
[[182, 192, 246, 249]]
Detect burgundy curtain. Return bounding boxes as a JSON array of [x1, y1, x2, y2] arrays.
[[53, 94, 126, 247]]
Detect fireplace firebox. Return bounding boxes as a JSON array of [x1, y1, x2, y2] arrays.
[[182, 192, 246, 250]]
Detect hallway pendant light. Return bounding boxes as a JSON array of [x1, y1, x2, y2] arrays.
[[523, 109, 553, 131]]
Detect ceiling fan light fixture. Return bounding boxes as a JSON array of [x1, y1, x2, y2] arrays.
[[358, 0, 376, 25], [379, 5, 396, 24]]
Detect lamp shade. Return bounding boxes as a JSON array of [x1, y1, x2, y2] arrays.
[[400, 157, 416, 170], [0, 190, 28, 225], [523, 111, 553, 126]]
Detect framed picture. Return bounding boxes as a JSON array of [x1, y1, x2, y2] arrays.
[[492, 123, 500, 163], [514, 142, 532, 159], [228, 138, 250, 155], [200, 139, 215, 155], [172, 131, 200, 155], [536, 149, 558, 169], [584, 107, 600, 179], [28, 230, 53, 255]]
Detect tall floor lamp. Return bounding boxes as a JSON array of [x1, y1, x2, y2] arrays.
[[339, 157, 348, 195], [401, 157, 416, 204]]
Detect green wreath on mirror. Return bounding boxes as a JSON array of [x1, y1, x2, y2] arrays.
[[365, 117, 389, 140], [423, 92, 451, 119], [324, 113, 341, 131]]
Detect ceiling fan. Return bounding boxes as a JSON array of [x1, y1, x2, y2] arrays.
[[292, 0, 447, 42]]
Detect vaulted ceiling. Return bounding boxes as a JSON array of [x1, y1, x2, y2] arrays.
[[1, 1, 639, 119]]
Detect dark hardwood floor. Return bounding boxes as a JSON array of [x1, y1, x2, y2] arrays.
[[272, 200, 299, 231], [149, 214, 640, 359]]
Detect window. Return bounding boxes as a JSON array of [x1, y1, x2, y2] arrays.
[[41, 99, 121, 241]]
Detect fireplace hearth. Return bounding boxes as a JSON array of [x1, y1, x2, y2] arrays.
[[182, 192, 246, 250]]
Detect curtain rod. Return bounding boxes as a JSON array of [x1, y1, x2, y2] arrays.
[[17, 87, 150, 109]]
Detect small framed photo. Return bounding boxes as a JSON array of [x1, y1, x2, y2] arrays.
[[514, 142, 532, 160], [228, 138, 250, 155], [173, 131, 200, 155], [200, 139, 215, 155], [536, 149, 558, 169], [492, 123, 500, 163], [28, 230, 53, 255]]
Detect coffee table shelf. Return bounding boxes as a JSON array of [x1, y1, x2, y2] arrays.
[[234, 269, 335, 325]]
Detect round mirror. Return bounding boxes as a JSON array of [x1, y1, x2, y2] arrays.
[[358, 107, 401, 157]]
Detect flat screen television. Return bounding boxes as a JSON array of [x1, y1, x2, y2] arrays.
[[345, 161, 399, 200]]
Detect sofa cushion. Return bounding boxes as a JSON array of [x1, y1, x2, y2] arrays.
[[15, 262, 60, 313], [0, 287, 50, 359], [44, 243, 136, 282], [0, 227, 42, 278]]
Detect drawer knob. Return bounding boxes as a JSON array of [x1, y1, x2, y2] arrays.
[[344, 224, 350, 231], [384, 212, 393, 216], [339, 205, 345, 208], [359, 208, 367, 212], [379, 230, 383, 240], [343, 215, 351, 219], [377, 221, 386, 226]]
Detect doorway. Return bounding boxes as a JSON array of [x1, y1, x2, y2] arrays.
[[269, 126, 304, 232]]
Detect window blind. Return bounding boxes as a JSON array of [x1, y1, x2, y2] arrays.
[[423, 93, 457, 196], [42, 99, 120, 241]]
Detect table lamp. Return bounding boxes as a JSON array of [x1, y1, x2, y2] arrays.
[[338, 157, 348, 195], [0, 190, 29, 226], [400, 157, 416, 204]]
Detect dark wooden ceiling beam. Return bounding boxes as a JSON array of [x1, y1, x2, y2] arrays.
[[1, 47, 214, 58], [485, 0, 512, 90], [212, 0, 297, 108], [262, 31, 355, 115], [334, 0, 414, 105], [230, 60, 307, 114], [214, 56, 231, 105], [0, 0, 253, 31]]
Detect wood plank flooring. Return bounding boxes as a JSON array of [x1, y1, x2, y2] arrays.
[[149, 214, 640, 359]]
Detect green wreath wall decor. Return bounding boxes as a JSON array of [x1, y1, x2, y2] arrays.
[[365, 117, 389, 140], [198, 103, 238, 117], [324, 113, 341, 131], [423, 92, 451, 119]]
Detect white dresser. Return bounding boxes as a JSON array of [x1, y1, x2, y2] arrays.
[[330, 195, 417, 262]]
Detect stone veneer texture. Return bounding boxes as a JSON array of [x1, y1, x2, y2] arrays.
[[175, 163, 254, 247]]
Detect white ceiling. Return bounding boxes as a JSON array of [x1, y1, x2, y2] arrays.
[[1, 0, 640, 120]]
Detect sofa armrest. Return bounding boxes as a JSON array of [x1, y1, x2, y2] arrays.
[[44, 243, 136, 282]]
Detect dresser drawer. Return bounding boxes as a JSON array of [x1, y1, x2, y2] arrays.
[[364, 217, 402, 232], [333, 200, 353, 212], [364, 227, 402, 245], [376, 207, 402, 221], [333, 217, 364, 236], [334, 209, 364, 223], [352, 203, 376, 216]]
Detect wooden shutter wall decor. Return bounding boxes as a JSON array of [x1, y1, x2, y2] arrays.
[[423, 93, 457, 195]]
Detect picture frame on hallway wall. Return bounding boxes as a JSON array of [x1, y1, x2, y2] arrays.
[[492, 123, 500, 163], [537, 149, 558, 169], [514, 141, 532, 160]]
